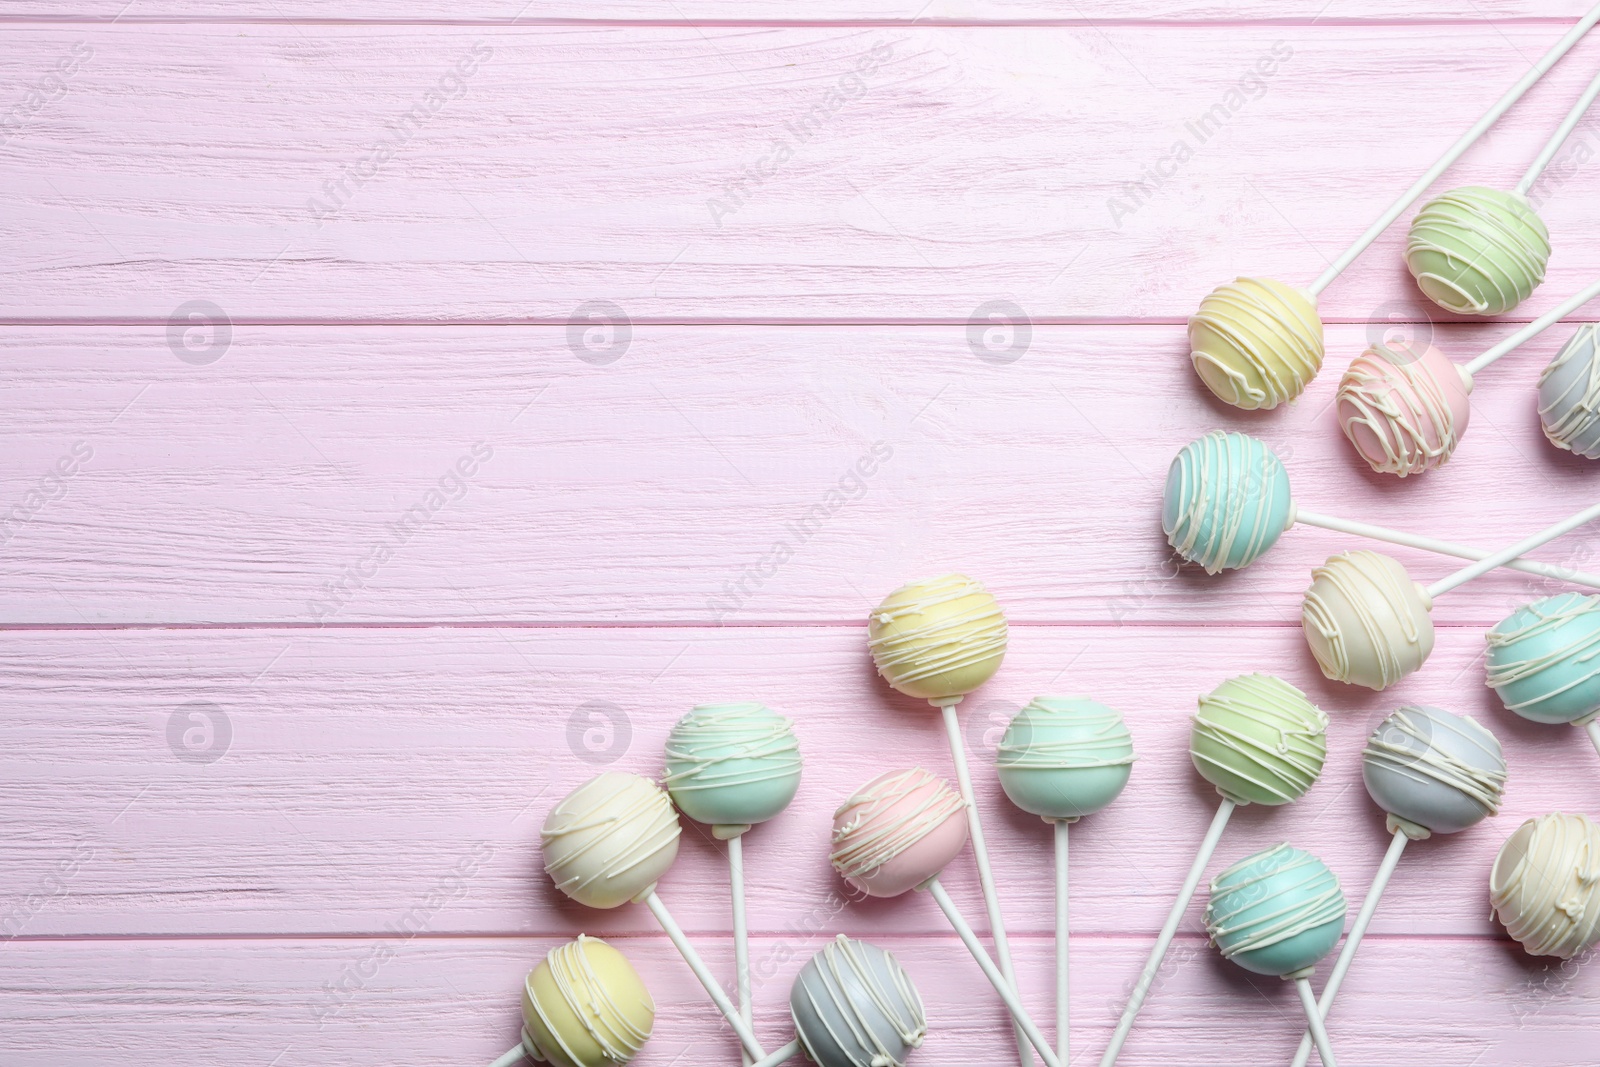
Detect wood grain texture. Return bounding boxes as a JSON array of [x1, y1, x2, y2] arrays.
[[0, 936, 1592, 1067], [2, 323, 1597, 625], [5, 25, 1600, 320], [3, 11, 1599, 1066], [0, 624, 1592, 940]]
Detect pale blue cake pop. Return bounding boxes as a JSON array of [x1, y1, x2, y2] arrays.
[[662, 702, 802, 837], [1486, 593, 1600, 725], [1361, 705, 1506, 837], [995, 697, 1135, 821], [1204, 844, 1346, 978], [1163, 430, 1293, 574]]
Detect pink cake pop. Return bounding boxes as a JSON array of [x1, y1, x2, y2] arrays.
[[830, 769, 1063, 1067]]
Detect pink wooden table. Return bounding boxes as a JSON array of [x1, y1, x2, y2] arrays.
[[3, 3, 1599, 1064]]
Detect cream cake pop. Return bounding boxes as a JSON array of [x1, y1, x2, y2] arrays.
[[1187, 4, 1600, 410], [1102, 674, 1327, 1067], [1204, 845, 1347, 1067], [1335, 276, 1600, 476], [540, 771, 776, 1064], [866, 574, 1028, 1067], [1486, 593, 1600, 763], [664, 702, 803, 1060], [488, 935, 655, 1067], [1490, 812, 1600, 958], [1405, 67, 1600, 316], [1162, 430, 1600, 584], [996, 697, 1135, 1067], [1289, 707, 1506, 1067], [829, 768, 1064, 1067], [1301, 500, 1600, 690], [1538, 324, 1600, 456], [790, 935, 927, 1067]]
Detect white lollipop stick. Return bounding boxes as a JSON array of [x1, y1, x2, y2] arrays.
[[1101, 798, 1237, 1067], [1427, 500, 1600, 598], [1293, 508, 1600, 588], [1465, 276, 1600, 376], [937, 696, 1031, 1067], [1305, 0, 1600, 297], [727, 832, 753, 1067], [1054, 819, 1071, 1066], [488, 1044, 524, 1067], [1293, 976, 1339, 1067], [643, 889, 772, 1062], [1288, 827, 1410, 1067], [923, 876, 1065, 1067], [750, 1039, 803, 1067], [1519, 66, 1600, 195], [1585, 719, 1600, 761]]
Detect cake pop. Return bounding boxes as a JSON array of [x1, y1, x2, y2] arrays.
[[1335, 276, 1600, 476], [1289, 707, 1506, 1067], [790, 936, 927, 1067], [1405, 67, 1600, 316], [830, 768, 1063, 1067], [1486, 593, 1600, 762], [1491, 812, 1600, 958], [1162, 430, 1600, 584], [997, 697, 1135, 1066], [1538, 323, 1600, 457], [1101, 674, 1327, 1067], [1301, 500, 1600, 690], [540, 772, 775, 1064], [1205, 845, 1347, 1067], [664, 702, 802, 1058], [488, 935, 655, 1067], [866, 574, 1026, 1067], [1186, 5, 1600, 409]]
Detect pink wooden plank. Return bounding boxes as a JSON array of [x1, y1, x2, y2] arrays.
[[0, 624, 1589, 939], [0, 323, 1595, 625], [4, 25, 1600, 319], [0, 935, 1592, 1066], [0, 3, 1594, 21]]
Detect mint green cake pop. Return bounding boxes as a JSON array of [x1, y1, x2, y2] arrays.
[[996, 697, 1135, 822], [1163, 430, 1293, 574], [1205, 843, 1346, 978], [662, 703, 802, 838], [1405, 186, 1550, 316], [1485, 593, 1600, 725]]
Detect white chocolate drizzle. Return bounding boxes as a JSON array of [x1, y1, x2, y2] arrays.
[[995, 697, 1137, 770], [829, 768, 966, 881], [792, 935, 927, 1067], [1163, 430, 1291, 574], [1189, 277, 1324, 409], [1491, 812, 1600, 959], [1485, 593, 1600, 721], [1362, 705, 1506, 822], [1190, 674, 1328, 805], [1405, 187, 1550, 315], [661, 702, 802, 796], [541, 774, 682, 904], [1205, 844, 1346, 968], [1302, 550, 1431, 688], [525, 936, 652, 1066], [867, 574, 1007, 695], [1538, 324, 1600, 458], [1336, 341, 1466, 477]]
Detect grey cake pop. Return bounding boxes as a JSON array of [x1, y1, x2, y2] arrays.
[[790, 935, 926, 1067]]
